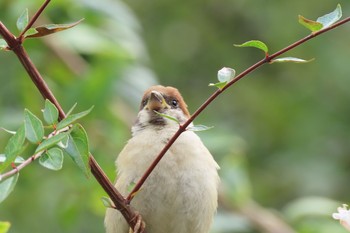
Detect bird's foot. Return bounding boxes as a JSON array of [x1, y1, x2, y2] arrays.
[[129, 212, 146, 233]]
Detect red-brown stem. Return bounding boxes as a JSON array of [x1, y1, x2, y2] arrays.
[[0, 21, 65, 119], [89, 157, 141, 228], [1, 2, 146, 232], [0, 152, 43, 181], [127, 16, 350, 201]]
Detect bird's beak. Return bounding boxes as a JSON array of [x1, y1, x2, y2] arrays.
[[146, 91, 169, 111]]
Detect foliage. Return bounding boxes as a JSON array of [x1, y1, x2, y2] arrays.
[[0, 0, 349, 233], [0, 100, 92, 202]]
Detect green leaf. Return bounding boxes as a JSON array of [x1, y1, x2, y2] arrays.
[[56, 106, 94, 131], [0, 221, 11, 233], [0, 155, 24, 164], [234, 40, 269, 54], [66, 103, 77, 117], [317, 4, 342, 29], [23, 28, 38, 38], [0, 173, 19, 203], [25, 19, 84, 38], [39, 148, 63, 171], [16, 9, 29, 32], [0, 124, 25, 172], [43, 99, 59, 125], [101, 197, 114, 208], [35, 132, 69, 153], [153, 111, 180, 124], [24, 109, 44, 144], [0, 39, 8, 51], [57, 135, 69, 149], [209, 81, 227, 90], [187, 124, 214, 132], [63, 124, 90, 177], [270, 57, 314, 64], [1, 128, 16, 135], [298, 15, 323, 32]]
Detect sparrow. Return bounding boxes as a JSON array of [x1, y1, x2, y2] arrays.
[[105, 85, 220, 233]]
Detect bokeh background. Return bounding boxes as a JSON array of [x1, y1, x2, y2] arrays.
[[1, 0, 350, 232]]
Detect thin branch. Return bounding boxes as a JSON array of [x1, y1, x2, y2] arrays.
[[0, 152, 43, 181], [126, 16, 350, 201]]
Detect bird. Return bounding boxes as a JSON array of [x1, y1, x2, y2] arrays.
[[105, 85, 220, 233]]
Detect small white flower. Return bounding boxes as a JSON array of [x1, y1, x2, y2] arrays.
[[333, 204, 350, 231], [217, 67, 236, 83]]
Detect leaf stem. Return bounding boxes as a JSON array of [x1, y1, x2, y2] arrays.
[[126, 16, 350, 202]]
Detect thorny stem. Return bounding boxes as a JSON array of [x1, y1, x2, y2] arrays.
[[0, 1, 145, 232], [126, 16, 350, 201]]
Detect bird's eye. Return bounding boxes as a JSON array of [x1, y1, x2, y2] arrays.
[[171, 99, 178, 107], [142, 99, 147, 107]]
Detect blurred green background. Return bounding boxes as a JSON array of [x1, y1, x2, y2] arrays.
[[1, 0, 350, 232]]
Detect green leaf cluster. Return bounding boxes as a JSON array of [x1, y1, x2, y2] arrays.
[[233, 4, 343, 65], [0, 0, 152, 231], [0, 100, 93, 203], [1, 8, 83, 52], [234, 40, 312, 64], [14, 8, 83, 40], [299, 4, 342, 32]]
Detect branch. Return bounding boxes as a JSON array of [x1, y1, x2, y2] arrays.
[[0, 21, 65, 120], [0, 2, 145, 232], [0, 126, 70, 180], [126, 16, 350, 201], [0, 151, 43, 181], [89, 157, 141, 228]]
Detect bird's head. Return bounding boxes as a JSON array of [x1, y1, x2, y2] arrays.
[[132, 85, 190, 133]]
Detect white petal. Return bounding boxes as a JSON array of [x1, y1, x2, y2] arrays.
[[333, 213, 341, 220]]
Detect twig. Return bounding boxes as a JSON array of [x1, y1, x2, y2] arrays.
[[0, 127, 70, 181], [18, 0, 51, 40], [0, 152, 43, 181], [126, 16, 350, 201], [0, 1, 146, 232]]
